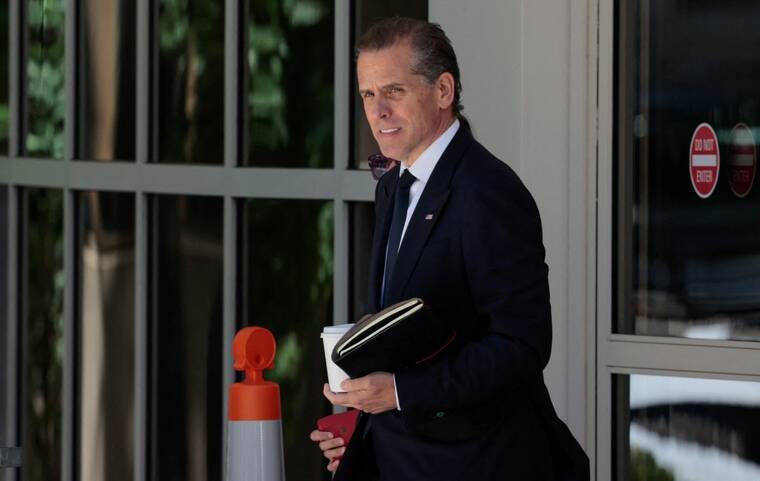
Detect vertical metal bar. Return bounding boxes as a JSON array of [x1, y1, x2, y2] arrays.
[[239, 0, 249, 167], [332, 0, 350, 327], [221, 196, 236, 481], [65, 0, 76, 162], [615, 0, 634, 334], [636, 0, 650, 328], [136, 0, 150, 166], [5, 4, 22, 480], [334, 0, 349, 173], [62, 0, 78, 478], [133, 192, 147, 481], [9, 0, 21, 157], [333, 200, 348, 326], [5, 186, 19, 481], [597, 0, 615, 478], [222, 2, 242, 478], [134, 0, 150, 479], [225, 0, 240, 169], [583, 0, 600, 473], [62, 190, 75, 481]]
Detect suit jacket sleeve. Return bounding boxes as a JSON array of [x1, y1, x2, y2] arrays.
[[394, 172, 552, 416]]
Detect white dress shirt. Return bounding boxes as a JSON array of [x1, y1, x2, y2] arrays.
[[398, 118, 460, 243], [383, 119, 460, 410]]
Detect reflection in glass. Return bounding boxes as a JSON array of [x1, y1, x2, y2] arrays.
[[149, 195, 223, 481], [239, 199, 333, 480], [156, 0, 224, 164], [0, 3, 9, 154], [615, 1, 760, 340], [21, 188, 64, 481], [78, 0, 136, 161], [351, 1, 427, 169], [245, 0, 333, 168], [614, 374, 760, 481], [26, 0, 66, 158], [77, 192, 134, 481], [350, 202, 374, 320]]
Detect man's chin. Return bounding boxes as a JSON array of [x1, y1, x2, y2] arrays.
[[377, 148, 404, 163]]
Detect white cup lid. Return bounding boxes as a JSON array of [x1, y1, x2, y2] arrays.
[[322, 324, 354, 335]]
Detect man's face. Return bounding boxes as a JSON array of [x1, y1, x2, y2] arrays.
[[357, 42, 450, 165]]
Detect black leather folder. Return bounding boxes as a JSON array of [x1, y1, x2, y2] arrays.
[[331, 298, 456, 378]]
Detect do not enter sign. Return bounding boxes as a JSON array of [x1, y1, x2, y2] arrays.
[[689, 123, 720, 198], [728, 123, 756, 198]]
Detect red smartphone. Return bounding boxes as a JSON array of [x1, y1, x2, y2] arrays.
[[316, 409, 361, 457]]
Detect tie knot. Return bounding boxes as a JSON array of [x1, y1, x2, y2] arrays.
[[399, 170, 416, 191]]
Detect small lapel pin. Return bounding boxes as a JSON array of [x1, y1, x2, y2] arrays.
[[425, 213, 434, 221]]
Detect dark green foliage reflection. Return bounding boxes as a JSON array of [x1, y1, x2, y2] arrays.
[[246, 0, 333, 167], [26, 0, 66, 158], [240, 199, 333, 480], [157, 0, 224, 163], [23, 188, 64, 481], [151, 195, 223, 481], [631, 448, 675, 481]]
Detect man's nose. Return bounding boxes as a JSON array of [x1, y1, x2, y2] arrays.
[[372, 99, 390, 119]]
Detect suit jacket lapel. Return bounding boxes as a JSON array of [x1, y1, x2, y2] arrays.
[[384, 127, 473, 305], [368, 166, 399, 312]]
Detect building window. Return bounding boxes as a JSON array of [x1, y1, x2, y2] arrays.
[[26, 0, 66, 158], [76, 191, 135, 481], [238, 198, 333, 479], [613, 374, 760, 481], [2, 1, 384, 479], [244, 0, 334, 168], [21, 188, 64, 481], [156, 0, 224, 164], [78, 0, 136, 161], [148, 195, 224, 480], [614, 1, 760, 341]]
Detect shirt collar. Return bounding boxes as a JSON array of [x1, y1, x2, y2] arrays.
[[400, 119, 460, 184]]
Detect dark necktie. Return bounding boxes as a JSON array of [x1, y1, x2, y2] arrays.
[[382, 169, 416, 307]]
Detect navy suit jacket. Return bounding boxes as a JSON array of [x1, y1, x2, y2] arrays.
[[336, 126, 589, 481]]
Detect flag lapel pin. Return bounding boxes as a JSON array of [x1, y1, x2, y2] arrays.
[[425, 213, 434, 221]]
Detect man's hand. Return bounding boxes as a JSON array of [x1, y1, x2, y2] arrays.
[[323, 372, 397, 414], [309, 429, 345, 473]]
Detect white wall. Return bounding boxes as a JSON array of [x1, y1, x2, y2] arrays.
[[430, 0, 592, 448]]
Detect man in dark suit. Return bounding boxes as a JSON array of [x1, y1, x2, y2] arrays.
[[310, 17, 589, 480]]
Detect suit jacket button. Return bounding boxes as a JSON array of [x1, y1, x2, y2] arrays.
[[435, 411, 445, 418]]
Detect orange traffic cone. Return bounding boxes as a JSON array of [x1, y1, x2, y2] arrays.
[[226, 327, 285, 481]]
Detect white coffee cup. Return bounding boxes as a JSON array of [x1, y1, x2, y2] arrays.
[[321, 324, 354, 393]]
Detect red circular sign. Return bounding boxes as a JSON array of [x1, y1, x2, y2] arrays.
[[689, 123, 720, 198], [728, 123, 756, 198]]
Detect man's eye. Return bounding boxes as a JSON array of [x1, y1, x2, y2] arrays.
[[389, 87, 402, 94], [362, 91, 374, 99]]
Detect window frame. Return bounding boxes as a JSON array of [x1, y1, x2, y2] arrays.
[[0, 1, 371, 480], [596, 1, 760, 480]]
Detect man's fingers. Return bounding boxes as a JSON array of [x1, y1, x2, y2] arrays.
[[309, 429, 333, 442], [342, 374, 374, 391], [318, 437, 344, 452], [323, 446, 346, 461], [323, 384, 361, 409], [327, 459, 340, 472]]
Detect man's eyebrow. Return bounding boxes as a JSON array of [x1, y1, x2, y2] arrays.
[[358, 83, 406, 96]]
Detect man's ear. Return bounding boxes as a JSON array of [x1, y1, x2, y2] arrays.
[[436, 72, 455, 110]]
